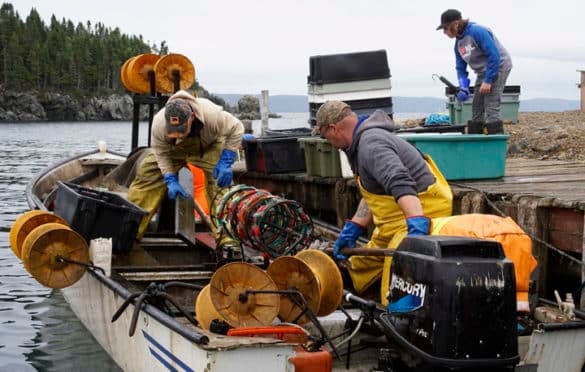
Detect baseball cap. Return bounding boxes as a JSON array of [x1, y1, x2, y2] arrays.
[[436, 9, 462, 30], [164, 99, 193, 138], [312, 101, 351, 136]]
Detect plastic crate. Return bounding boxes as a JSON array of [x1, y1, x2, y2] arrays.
[[243, 139, 259, 171], [53, 181, 147, 254], [298, 138, 342, 177], [398, 134, 509, 180], [307, 78, 391, 95], [309, 98, 393, 126], [244, 136, 307, 174], [445, 85, 520, 124], [308, 50, 390, 84]]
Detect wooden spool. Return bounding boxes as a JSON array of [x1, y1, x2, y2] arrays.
[[154, 53, 195, 93], [209, 262, 279, 328], [9, 210, 68, 259], [296, 250, 343, 316], [21, 222, 89, 289], [126, 53, 161, 94], [267, 256, 321, 324], [195, 284, 224, 330]]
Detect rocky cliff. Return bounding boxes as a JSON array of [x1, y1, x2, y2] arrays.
[[0, 87, 137, 122]]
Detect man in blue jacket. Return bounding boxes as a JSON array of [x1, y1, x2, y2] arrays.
[[437, 9, 512, 134]]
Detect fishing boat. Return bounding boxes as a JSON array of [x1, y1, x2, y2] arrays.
[[13, 133, 585, 372], [12, 51, 585, 372]]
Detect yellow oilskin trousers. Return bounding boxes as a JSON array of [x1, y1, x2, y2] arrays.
[[348, 155, 453, 305], [128, 136, 224, 239]]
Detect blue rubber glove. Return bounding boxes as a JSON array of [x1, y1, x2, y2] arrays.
[[333, 220, 364, 260], [456, 76, 470, 102], [406, 216, 431, 236], [213, 149, 237, 187], [242, 133, 255, 142], [163, 173, 188, 200]]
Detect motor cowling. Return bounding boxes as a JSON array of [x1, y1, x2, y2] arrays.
[[386, 236, 518, 369]]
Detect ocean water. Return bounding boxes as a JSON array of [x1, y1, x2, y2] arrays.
[[0, 112, 426, 370]]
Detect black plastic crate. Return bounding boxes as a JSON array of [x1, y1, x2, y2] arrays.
[[309, 97, 393, 114], [258, 137, 306, 174], [243, 137, 307, 174], [243, 130, 312, 173], [444, 85, 521, 95], [308, 50, 391, 84], [263, 127, 313, 137], [243, 139, 258, 172], [53, 181, 147, 254], [309, 98, 393, 126]]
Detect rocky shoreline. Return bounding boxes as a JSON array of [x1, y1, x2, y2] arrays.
[[0, 88, 137, 122]]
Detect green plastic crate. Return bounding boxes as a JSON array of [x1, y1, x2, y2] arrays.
[[399, 133, 509, 180], [446, 94, 520, 124], [298, 137, 342, 177]]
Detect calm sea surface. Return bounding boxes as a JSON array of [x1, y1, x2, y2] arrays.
[[0, 112, 424, 370]]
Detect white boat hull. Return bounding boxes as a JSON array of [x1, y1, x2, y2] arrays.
[[62, 271, 297, 372]]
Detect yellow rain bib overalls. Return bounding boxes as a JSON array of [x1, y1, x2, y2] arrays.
[[128, 136, 224, 239], [348, 155, 453, 304]]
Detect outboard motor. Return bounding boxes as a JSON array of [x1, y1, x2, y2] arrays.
[[382, 236, 519, 371]]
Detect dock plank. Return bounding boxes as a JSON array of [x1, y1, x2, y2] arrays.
[[452, 158, 585, 208]]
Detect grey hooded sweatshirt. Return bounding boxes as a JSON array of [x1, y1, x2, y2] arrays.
[[345, 110, 435, 201]]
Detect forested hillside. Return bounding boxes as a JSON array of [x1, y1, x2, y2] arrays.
[[0, 2, 164, 95]]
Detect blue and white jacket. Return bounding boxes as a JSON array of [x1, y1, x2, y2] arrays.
[[455, 22, 512, 84]]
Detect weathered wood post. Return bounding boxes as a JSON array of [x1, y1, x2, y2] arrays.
[[579, 70, 585, 113], [260, 90, 269, 136]]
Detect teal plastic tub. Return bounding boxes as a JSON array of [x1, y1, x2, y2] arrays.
[[399, 134, 509, 180]]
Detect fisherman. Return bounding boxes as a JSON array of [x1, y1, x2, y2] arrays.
[[312, 101, 453, 303], [437, 9, 512, 134], [128, 90, 244, 246]]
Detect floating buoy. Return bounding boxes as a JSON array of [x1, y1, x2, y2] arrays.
[[126, 53, 161, 94], [195, 284, 223, 330], [154, 53, 195, 93], [20, 222, 89, 289], [296, 250, 343, 316], [9, 210, 68, 259], [267, 256, 320, 324], [209, 262, 279, 328]]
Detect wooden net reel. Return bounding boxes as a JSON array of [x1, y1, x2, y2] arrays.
[[125, 53, 161, 94], [266, 256, 321, 324], [209, 262, 279, 328], [295, 250, 343, 316], [20, 222, 89, 289], [10, 210, 68, 259], [154, 53, 195, 93], [195, 284, 223, 330]]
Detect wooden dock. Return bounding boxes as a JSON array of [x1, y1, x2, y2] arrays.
[[235, 157, 585, 305]]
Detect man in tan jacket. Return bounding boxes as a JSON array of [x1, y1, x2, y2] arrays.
[[128, 90, 244, 241]]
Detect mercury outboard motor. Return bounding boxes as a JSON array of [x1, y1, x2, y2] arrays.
[[382, 236, 519, 371]]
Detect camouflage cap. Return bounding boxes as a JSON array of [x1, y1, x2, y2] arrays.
[[164, 98, 193, 138], [312, 101, 352, 136]]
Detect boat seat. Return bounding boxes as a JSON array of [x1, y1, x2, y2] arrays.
[[79, 152, 126, 166]]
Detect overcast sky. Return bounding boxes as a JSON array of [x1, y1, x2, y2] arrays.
[[12, 0, 585, 100]]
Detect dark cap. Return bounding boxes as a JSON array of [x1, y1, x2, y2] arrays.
[[312, 101, 351, 136], [164, 99, 193, 138], [436, 9, 461, 30]]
